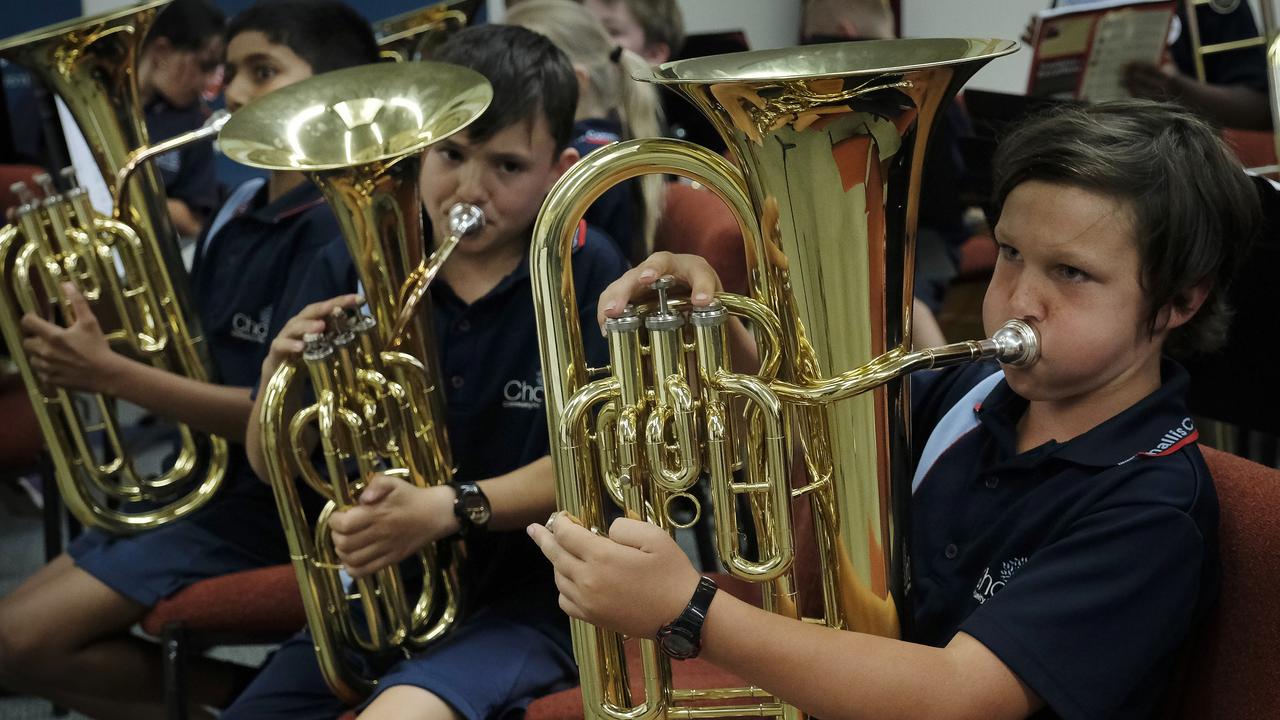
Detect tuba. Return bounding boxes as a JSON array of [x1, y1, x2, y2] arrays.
[[530, 39, 1037, 718], [374, 0, 485, 63], [219, 61, 492, 704], [0, 0, 229, 533]]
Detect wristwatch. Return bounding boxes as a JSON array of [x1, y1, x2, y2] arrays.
[[450, 482, 491, 537], [655, 576, 719, 660]]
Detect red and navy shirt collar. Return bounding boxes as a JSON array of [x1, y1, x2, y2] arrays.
[[245, 179, 326, 225], [975, 358, 1197, 469]]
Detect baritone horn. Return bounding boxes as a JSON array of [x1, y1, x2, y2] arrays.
[[220, 61, 492, 704], [530, 38, 1037, 719], [0, 0, 229, 534]]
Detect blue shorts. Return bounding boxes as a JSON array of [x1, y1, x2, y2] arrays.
[[223, 603, 576, 720], [68, 474, 293, 607]]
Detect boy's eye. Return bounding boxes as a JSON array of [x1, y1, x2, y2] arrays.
[[253, 65, 278, 83], [997, 243, 1020, 261], [499, 160, 525, 174], [438, 147, 463, 163], [1056, 265, 1090, 282]]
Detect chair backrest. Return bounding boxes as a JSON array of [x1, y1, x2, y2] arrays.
[[653, 181, 748, 296], [1165, 445, 1280, 718], [0, 164, 44, 216]]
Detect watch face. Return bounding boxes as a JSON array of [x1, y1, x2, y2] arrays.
[[465, 502, 491, 525], [459, 489, 491, 526], [657, 626, 698, 660]]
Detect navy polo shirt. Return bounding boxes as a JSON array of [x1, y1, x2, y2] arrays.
[[144, 97, 219, 220], [572, 117, 642, 261], [281, 221, 629, 620], [907, 360, 1218, 720], [191, 179, 339, 392]]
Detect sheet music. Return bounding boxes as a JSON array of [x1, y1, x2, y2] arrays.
[[1078, 7, 1176, 101]]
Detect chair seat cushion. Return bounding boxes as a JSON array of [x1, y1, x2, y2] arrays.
[[140, 563, 305, 636]]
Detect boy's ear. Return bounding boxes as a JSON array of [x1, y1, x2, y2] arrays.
[[552, 146, 581, 180], [1158, 278, 1213, 332]]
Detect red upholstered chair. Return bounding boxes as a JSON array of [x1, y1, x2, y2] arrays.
[[0, 164, 44, 213], [1163, 445, 1280, 718], [1222, 128, 1277, 172], [653, 181, 748, 296], [140, 563, 305, 720]]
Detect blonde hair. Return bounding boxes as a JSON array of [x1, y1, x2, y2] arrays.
[[507, 0, 665, 254]]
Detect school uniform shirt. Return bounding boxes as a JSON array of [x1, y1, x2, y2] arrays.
[[907, 360, 1218, 720], [281, 220, 630, 634], [66, 179, 341, 608], [572, 117, 643, 261], [192, 179, 338, 393], [144, 96, 219, 221]]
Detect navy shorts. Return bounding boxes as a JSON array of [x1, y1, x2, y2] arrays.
[[223, 603, 576, 720], [68, 474, 293, 607]]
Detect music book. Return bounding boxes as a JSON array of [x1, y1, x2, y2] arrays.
[[1026, 0, 1177, 102]]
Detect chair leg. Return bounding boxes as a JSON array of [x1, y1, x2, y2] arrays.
[[39, 452, 62, 563], [162, 622, 189, 720]]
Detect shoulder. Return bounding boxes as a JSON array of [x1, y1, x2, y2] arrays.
[[570, 223, 630, 286], [912, 361, 1003, 427], [282, 197, 340, 249], [1104, 443, 1217, 520], [571, 118, 623, 156]]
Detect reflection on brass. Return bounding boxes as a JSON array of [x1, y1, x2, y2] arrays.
[[374, 0, 484, 62], [0, 0, 229, 533], [529, 38, 1027, 719], [222, 61, 491, 703]]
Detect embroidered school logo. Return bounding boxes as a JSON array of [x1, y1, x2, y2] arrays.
[[503, 369, 544, 410], [230, 306, 272, 344], [1139, 417, 1198, 457], [1120, 416, 1199, 464], [972, 556, 1028, 605]]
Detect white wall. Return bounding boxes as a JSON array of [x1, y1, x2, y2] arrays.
[[676, 0, 801, 53], [900, 0, 1043, 93]]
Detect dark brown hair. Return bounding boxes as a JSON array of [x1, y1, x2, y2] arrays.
[[991, 100, 1261, 355]]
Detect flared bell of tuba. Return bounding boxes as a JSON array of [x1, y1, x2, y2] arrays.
[[0, 0, 229, 533], [220, 61, 491, 704], [530, 38, 1037, 719]]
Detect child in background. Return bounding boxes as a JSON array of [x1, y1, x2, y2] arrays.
[[508, 0, 665, 261]]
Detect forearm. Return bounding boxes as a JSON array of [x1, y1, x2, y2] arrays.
[[699, 593, 1036, 720], [106, 355, 253, 440], [167, 198, 204, 237], [1175, 81, 1270, 131], [478, 455, 556, 532]]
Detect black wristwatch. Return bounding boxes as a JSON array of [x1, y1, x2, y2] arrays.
[[450, 482, 491, 537], [655, 576, 718, 660]]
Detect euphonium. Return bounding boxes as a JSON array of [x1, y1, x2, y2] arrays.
[[219, 61, 492, 704], [374, 0, 485, 63], [0, 0, 229, 533], [530, 39, 1038, 719]]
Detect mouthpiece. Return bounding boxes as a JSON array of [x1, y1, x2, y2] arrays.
[[991, 319, 1039, 367], [448, 203, 484, 237]]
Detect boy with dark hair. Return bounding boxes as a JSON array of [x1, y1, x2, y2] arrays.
[[0, 3, 378, 718], [223, 22, 629, 720], [531, 99, 1259, 720], [225, 0, 380, 76]]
